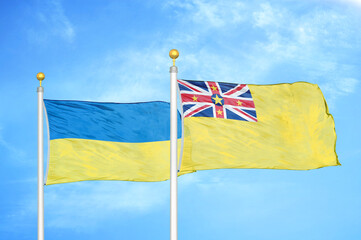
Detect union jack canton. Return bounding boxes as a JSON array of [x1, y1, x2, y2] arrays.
[[177, 79, 258, 122]]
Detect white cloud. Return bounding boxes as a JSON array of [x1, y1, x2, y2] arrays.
[[29, 0, 75, 43], [321, 77, 359, 107], [0, 127, 26, 161], [92, 48, 172, 103], [44, 45, 176, 104], [339, 78, 358, 93], [44, 181, 169, 229], [331, 0, 361, 8], [82, 1, 360, 107], [253, 2, 284, 27], [165, 0, 246, 28], [4, 181, 169, 231]]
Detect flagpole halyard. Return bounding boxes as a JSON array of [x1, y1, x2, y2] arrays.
[[37, 72, 45, 240], [169, 49, 179, 240]]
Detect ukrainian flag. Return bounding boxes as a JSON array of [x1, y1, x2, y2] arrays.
[[44, 100, 183, 185]]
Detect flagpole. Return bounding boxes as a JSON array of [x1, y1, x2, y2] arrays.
[[37, 72, 45, 240], [169, 49, 179, 240]]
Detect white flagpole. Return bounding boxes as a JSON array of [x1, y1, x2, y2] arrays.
[[169, 49, 179, 240], [37, 72, 45, 240]]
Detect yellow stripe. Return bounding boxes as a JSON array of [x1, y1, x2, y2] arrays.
[[46, 138, 192, 185]]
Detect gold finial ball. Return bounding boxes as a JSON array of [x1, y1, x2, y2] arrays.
[[36, 72, 45, 81], [169, 49, 179, 60]]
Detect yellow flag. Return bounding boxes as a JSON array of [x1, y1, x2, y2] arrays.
[[178, 80, 339, 172]]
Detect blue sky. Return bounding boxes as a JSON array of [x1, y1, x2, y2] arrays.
[[1, 0, 361, 239]]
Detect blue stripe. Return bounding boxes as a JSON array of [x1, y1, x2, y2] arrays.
[[242, 109, 257, 118], [183, 104, 214, 118], [239, 89, 252, 98], [179, 80, 208, 91], [218, 82, 237, 94], [44, 99, 182, 143], [182, 104, 196, 113], [178, 84, 193, 92], [193, 106, 214, 117], [226, 109, 248, 121]]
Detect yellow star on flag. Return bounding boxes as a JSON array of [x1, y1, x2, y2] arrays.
[[237, 100, 243, 106], [212, 95, 223, 105], [211, 85, 217, 91], [217, 109, 223, 115], [192, 96, 198, 101]]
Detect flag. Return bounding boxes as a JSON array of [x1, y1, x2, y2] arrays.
[[178, 79, 340, 172], [44, 100, 186, 185]]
